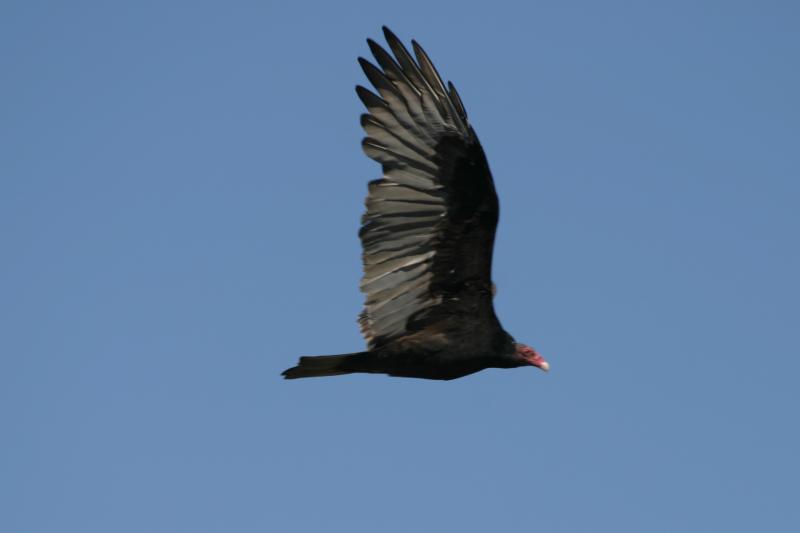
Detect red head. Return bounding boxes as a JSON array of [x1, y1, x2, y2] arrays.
[[515, 344, 549, 372]]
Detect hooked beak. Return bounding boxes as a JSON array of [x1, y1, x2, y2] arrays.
[[517, 344, 549, 373]]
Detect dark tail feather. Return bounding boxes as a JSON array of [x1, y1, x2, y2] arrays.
[[281, 352, 370, 379]]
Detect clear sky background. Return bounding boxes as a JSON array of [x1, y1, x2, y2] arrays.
[[3, 1, 799, 532]]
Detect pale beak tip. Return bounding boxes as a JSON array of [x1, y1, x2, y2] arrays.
[[539, 361, 550, 373]]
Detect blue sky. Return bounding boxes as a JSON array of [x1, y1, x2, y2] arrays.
[[2, 1, 799, 532]]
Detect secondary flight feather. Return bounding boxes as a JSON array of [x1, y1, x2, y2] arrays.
[[282, 27, 549, 380]]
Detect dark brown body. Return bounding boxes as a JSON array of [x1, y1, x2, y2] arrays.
[[281, 28, 540, 381], [282, 314, 522, 381]]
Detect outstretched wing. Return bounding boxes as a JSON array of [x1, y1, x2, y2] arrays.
[[358, 27, 501, 350]]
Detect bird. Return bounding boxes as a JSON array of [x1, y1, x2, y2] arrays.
[[282, 27, 549, 380]]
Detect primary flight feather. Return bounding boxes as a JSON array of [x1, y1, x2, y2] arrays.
[[282, 27, 549, 380]]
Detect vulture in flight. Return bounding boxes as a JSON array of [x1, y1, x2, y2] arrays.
[[282, 27, 549, 380]]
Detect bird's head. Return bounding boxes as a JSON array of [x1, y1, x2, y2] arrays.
[[515, 343, 549, 372]]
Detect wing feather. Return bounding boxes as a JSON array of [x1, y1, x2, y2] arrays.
[[357, 28, 500, 349]]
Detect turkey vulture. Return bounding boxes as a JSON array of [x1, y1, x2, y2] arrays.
[[282, 27, 549, 380]]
